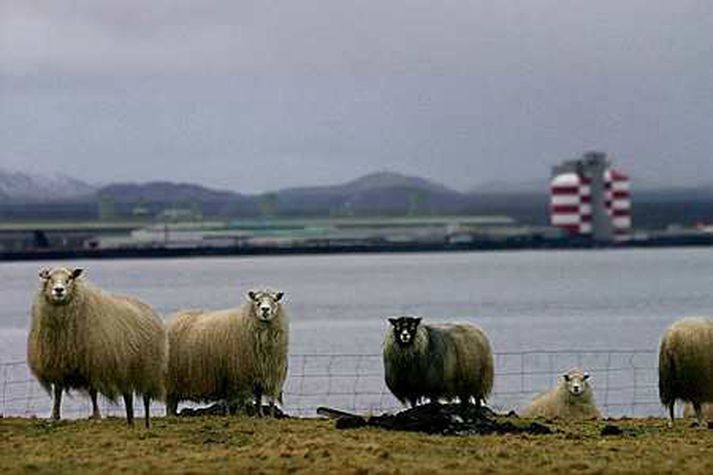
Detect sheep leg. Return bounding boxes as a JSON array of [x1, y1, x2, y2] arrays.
[[693, 402, 704, 428], [143, 395, 151, 429], [166, 396, 178, 417], [51, 384, 62, 421], [268, 399, 276, 418], [667, 402, 675, 428], [89, 389, 101, 420], [123, 393, 134, 426], [253, 387, 264, 417]]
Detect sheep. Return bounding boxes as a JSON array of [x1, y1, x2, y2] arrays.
[[166, 289, 288, 417], [658, 317, 713, 426], [520, 368, 601, 420], [27, 267, 167, 427], [382, 316, 494, 408]]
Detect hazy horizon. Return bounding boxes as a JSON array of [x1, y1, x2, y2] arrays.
[[2, 1, 712, 193], [4, 165, 712, 197]]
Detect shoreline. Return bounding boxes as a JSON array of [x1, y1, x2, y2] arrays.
[[2, 234, 712, 262]]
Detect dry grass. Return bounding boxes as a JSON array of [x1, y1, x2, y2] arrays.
[[2, 416, 713, 474]]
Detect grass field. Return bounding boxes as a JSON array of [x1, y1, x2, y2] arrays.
[[2, 416, 713, 474]]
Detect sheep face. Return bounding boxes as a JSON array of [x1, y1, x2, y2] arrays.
[[388, 316, 422, 347], [562, 370, 590, 397], [247, 290, 284, 322], [39, 267, 84, 305]]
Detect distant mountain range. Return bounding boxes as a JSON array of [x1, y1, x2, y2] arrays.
[[94, 172, 472, 218], [0, 169, 711, 228]]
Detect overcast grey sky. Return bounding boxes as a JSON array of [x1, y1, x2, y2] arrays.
[[1, 1, 712, 193]]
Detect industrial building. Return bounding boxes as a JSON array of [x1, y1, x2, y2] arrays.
[[550, 151, 631, 241]]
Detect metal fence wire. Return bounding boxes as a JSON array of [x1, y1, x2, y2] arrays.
[[0, 349, 663, 419]]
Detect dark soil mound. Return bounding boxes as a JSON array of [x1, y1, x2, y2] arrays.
[[600, 424, 624, 436], [178, 402, 288, 418], [319, 403, 552, 436]]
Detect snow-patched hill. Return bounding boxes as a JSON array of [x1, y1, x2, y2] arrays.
[[0, 169, 96, 202]]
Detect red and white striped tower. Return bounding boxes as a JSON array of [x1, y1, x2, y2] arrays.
[[605, 169, 632, 239], [550, 172, 592, 235], [550, 155, 632, 240]]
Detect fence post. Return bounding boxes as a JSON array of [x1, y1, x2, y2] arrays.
[[1, 363, 8, 416]]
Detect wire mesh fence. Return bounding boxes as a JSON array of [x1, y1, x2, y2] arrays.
[[1, 349, 662, 419]]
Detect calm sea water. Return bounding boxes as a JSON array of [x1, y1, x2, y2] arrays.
[[2, 248, 712, 417]]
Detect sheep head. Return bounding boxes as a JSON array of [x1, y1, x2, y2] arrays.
[[388, 316, 422, 347], [247, 289, 284, 323], [39, 267, 84, 305], [562, 369, 591, 397]]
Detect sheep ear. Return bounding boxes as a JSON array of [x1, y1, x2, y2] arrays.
[[583, 373, 590, 381], [39, 268, 51, 280], [247, 291, 258, 302], [414, 317, 422, 326], [71, 268, 84, 279], [388, 317, 399, 327], [274, 291, 284, 302]]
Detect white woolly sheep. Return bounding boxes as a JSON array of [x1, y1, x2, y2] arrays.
[[166, 289, 288, 417], [383, 316, 494, 408], [659, 317, 713, 426], [27, 267, 167, 427], [520, 368, 602, 420]]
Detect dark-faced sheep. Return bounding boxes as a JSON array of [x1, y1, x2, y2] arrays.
[[27, 267, 167, 427], [166, 289, 288, 417], [382, 316, 494, 408], [659, 317, 713, 426], [520, 368, 602, 420]]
